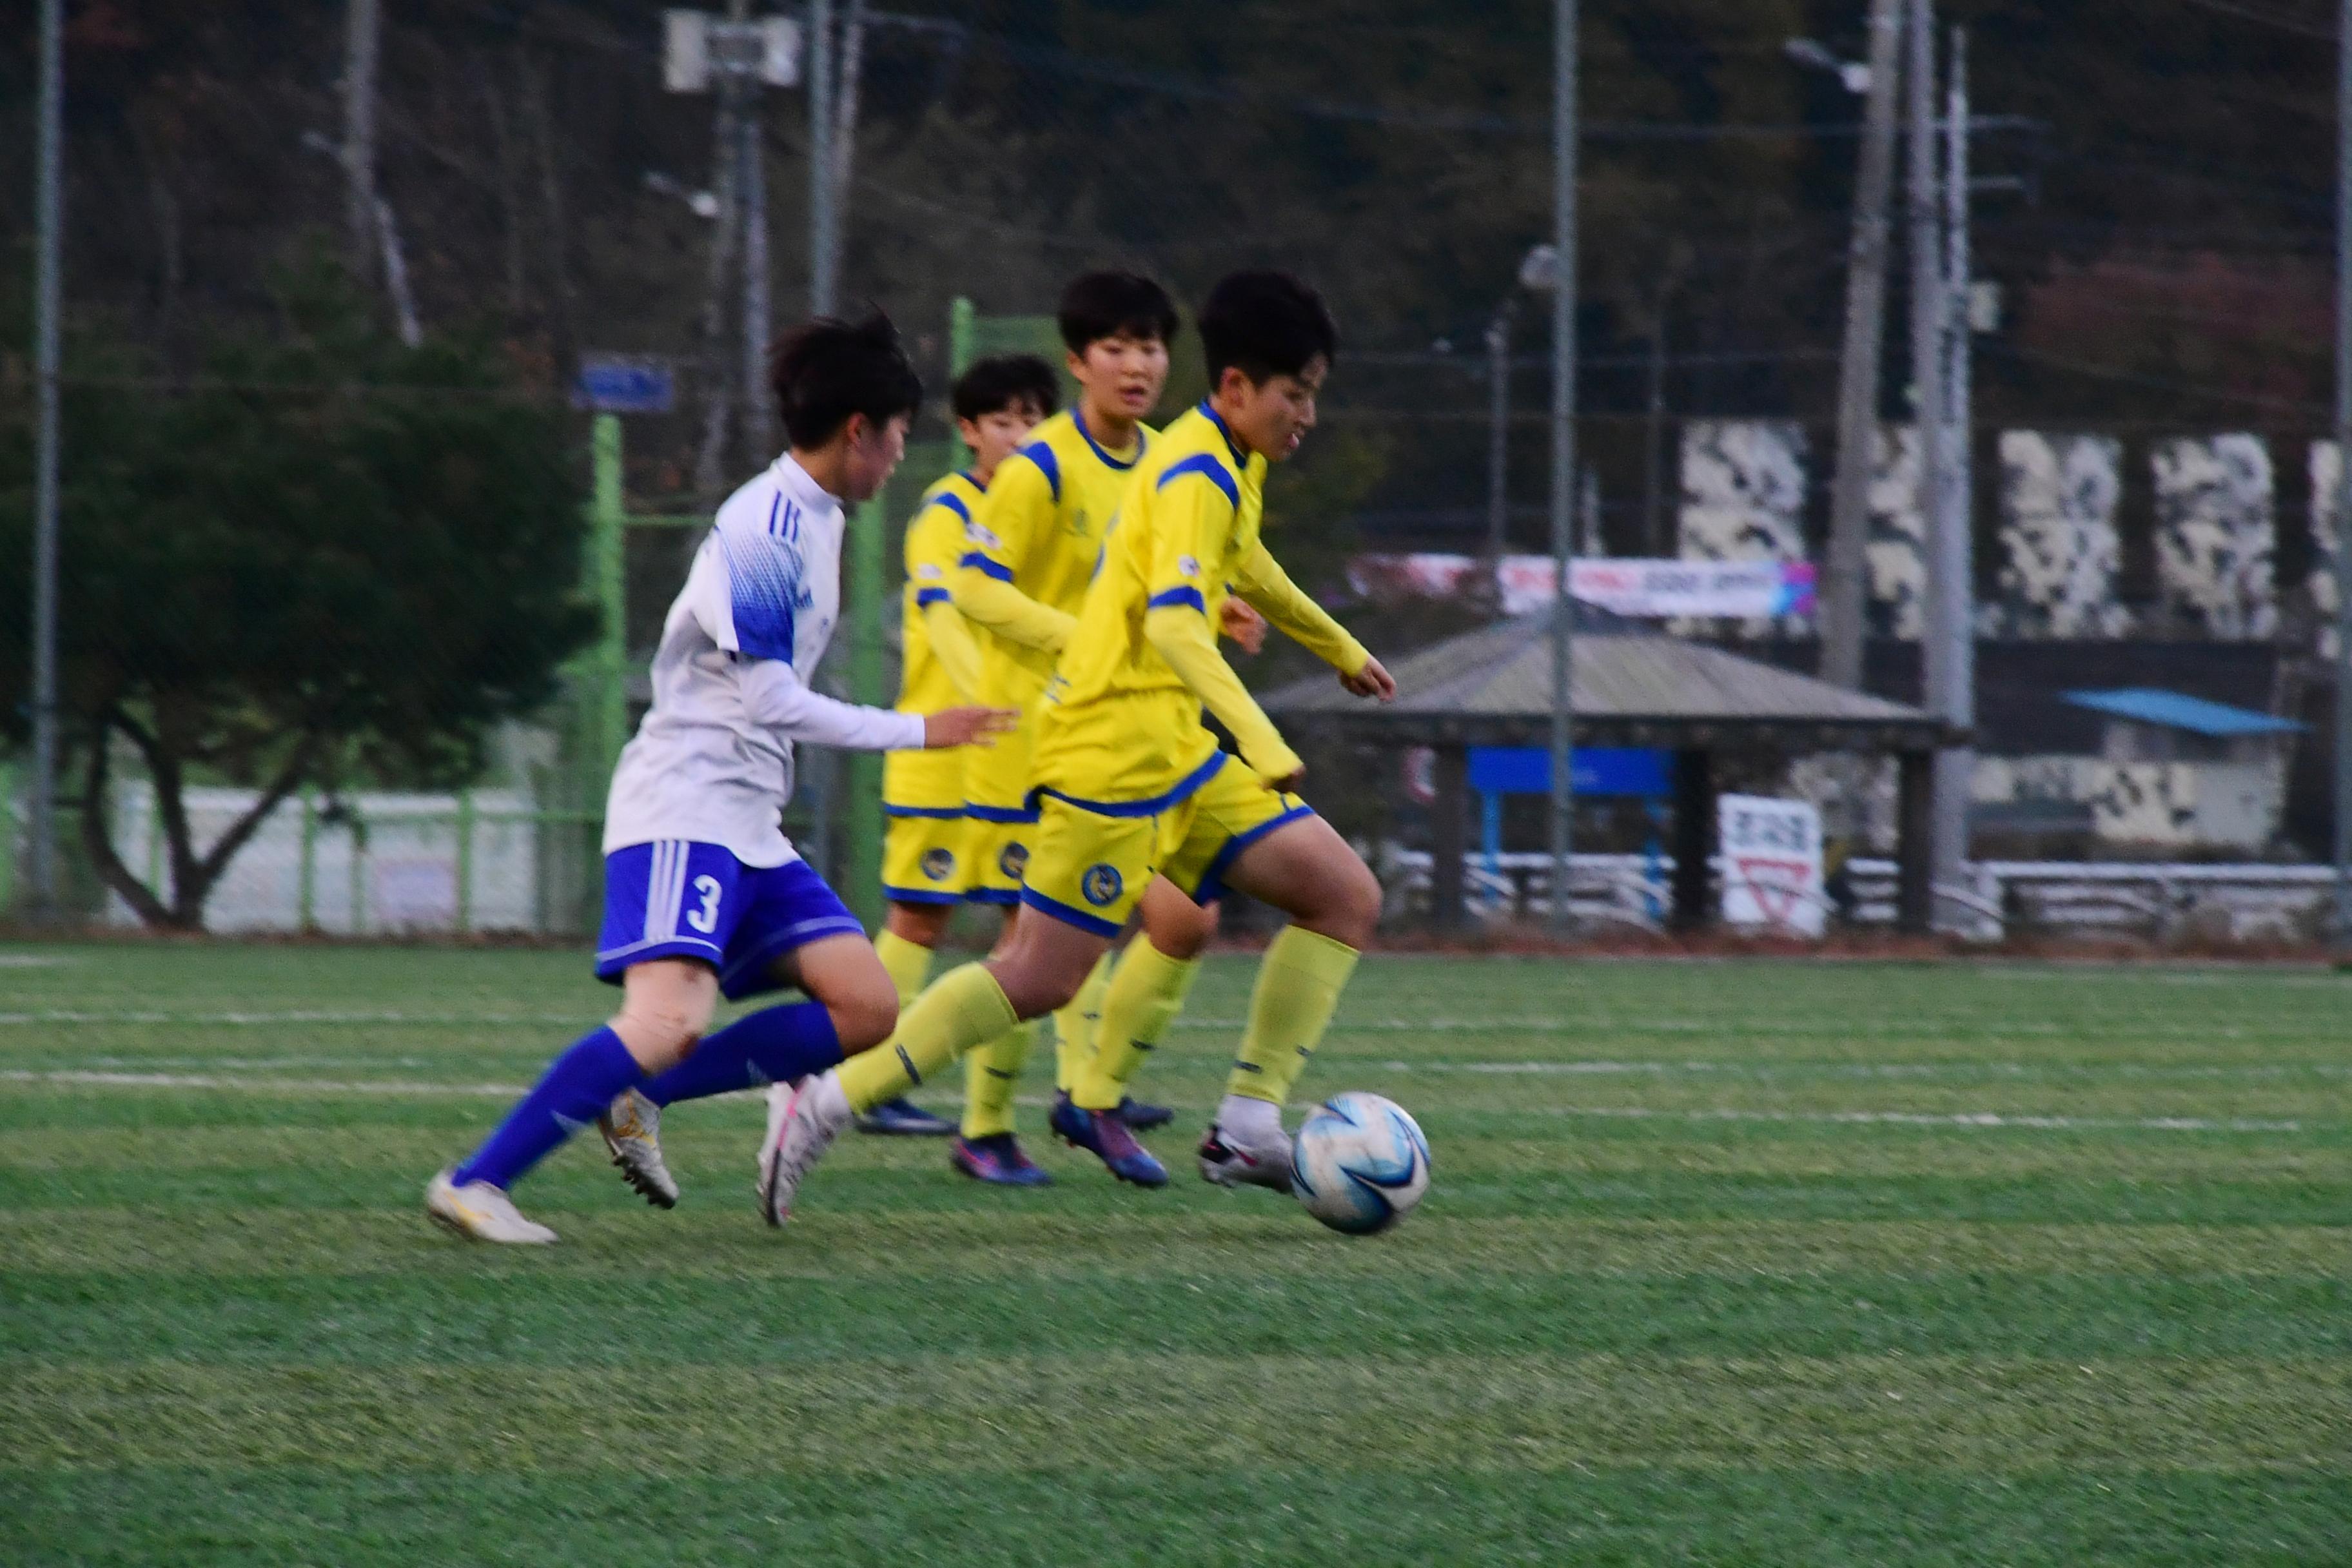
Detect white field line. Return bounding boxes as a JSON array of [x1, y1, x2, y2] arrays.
[[4, 1008, 2334, 1048], [0, 1068, 2310, 1134], [0, 954, 74, 968]]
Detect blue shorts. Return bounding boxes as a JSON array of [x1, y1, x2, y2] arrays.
[[595, 841, 866, 1001]]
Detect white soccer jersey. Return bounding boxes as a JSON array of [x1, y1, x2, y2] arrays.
[[603, 454, 925, 866]]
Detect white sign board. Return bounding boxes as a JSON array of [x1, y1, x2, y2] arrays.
[[1718, 793, 1825, 937], [1346, 553, 1816, 620]]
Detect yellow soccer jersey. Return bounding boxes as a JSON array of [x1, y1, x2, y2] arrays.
[[881, 471, 986, 814], [957, 409, 1150, 707], [1034, 402, 1368, 808]]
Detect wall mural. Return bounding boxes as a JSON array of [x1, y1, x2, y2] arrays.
[[1993, 431, 2129, 639], [1675, 419, 1812, 638], [2152, 433, 2275, 640]]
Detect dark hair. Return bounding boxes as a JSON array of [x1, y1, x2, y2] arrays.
[[1198, 271, 1338, 385], [769, 311, 923, 449], [951, 353, 1061, 424], [1056, 271, 1179, 354]]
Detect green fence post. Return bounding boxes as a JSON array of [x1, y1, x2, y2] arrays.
[[0, 763, 15, 917], [297, 787, 317, 930], [349, 806, 367, 936], [948, 297, 977, 475], [589, 415, 629, 787], [842, 495, 889, 930], [455, 789, 476, 935]]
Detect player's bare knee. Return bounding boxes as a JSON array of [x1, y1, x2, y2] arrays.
[[1313, 860, 1384, 948], [992, 956, 1082, 1020], [614, 998, 708, 1065], [830, 981, 901, 1054]]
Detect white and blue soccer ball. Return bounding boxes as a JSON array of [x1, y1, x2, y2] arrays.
[[1290, 1092, 1431, 1235]]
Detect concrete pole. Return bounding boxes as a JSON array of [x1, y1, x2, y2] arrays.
[[1547, 0, 1580, 932], [342, 0, 381, 280], [1818, 0, 1906, 690], [2334, 0, 2352, 950], [26, 0, 64, 916], [738, 97, 770, 456], [1906, 0, 1955, 900], [1485, 306, 1511, 565], [807, 0, 837, 316], [1935, 27, 1978, 922]]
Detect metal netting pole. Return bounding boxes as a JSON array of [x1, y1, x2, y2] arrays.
[[26, 0, 64, 919], [1547, 0, 1579, 932]]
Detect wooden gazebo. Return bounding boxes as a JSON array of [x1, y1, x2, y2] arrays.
[[1261, 607, 1952, 933]]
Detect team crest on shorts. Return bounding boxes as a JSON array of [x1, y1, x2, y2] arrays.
[[1080, 863, 1124, 907], [920, 847, 956, 882], [999, 841, 1030, 880]]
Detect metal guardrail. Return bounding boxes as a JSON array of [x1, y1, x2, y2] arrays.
[[1379, 847, 2344, 943]]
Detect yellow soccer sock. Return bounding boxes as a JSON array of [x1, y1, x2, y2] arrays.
[[838, 963, 1016, 1113], [874, 928, 935, 1010], [1052, 950, 1115, 1092], [1224, 926, 1361, 1107], [960, 1020, 1036, 1138], [1073, 939, 1201, 1112]]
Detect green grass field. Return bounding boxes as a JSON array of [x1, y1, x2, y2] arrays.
[[3, 942, 2347, 1564]]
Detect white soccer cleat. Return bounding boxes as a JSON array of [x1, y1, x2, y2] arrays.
[[600, 1088, 680, 1209], [426, 1169, 559, 1244], [756, 1070, 851, 1227], [1197, 1118, 1295, 1194]]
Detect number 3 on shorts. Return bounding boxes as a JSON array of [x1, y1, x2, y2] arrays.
[[685, 874, 723, 934]]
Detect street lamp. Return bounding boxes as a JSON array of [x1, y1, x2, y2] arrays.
[[1782, 37, 1872, 95], [1485, 244, 1562, 564]]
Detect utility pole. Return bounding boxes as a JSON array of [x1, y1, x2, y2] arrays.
[[26, 0, 64, 917], [807, 0, 837, 315], [1935, 26, 1977, 923], [736, 1, 771, 459], [1548, 0, 1580, 932], [1485, 304, 1511, 565], [2333, 0, 2352, 952], [1819, 0, 1905, 691], [1906, 0, 1955, 906], [342, 0, 381, 281]]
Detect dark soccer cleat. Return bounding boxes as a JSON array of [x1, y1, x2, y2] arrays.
[[1115, 1095, 1175, 1132], [948, 1132, 1054, 1188], [854, 1096, 956, 1137], [1052, 1093, 1169, 1188]]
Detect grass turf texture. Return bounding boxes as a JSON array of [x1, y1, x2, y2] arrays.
[[3, 945, 2347, 1565]]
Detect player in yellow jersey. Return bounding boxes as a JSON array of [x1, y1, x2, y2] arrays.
[[756, 271, 1395, 1221], [937, 271, 1258, 1187], [855, 353, 1061, 1139]]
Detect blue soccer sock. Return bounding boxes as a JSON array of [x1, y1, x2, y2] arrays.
[[451, 1026, 644, 1191], [640, 1001, 845, 1108]]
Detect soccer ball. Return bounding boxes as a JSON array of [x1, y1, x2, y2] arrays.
[[1290, 1092, 1431, 1235]]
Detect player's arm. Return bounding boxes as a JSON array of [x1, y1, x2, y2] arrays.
[[905, 499, 986, 701], [1231, 544, 1369, 674], [739, 658, 1006, 750], [705, 530, 1007, 751], [953, 452, 1077, 652], [1139, 467, 1304, 785]]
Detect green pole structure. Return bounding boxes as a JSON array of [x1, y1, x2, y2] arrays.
[[455, 789, 476, 935], [0, 763, 15, 917], [842, 495, 889, 930], [297, 787, 317, 930], [948, 296, 977, 474], [589, 415, 629, 787]]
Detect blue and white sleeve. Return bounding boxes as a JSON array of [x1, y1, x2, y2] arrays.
[[719, 530, 801, 663]]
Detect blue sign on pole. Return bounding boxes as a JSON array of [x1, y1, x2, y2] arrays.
[[574, 356, 676, 415], [1469, 746, 1671, 798]]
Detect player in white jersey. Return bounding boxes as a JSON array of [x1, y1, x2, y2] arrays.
[[427, 314, 1012, 1243]]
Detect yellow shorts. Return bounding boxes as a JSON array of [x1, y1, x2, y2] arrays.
[[963, 815, 1035, 908], [1021, 754, 1310, 936], [881, 812, 968, 906]]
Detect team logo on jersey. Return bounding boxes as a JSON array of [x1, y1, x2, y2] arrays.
[[963, 520, 1003, 551], [998, 841, 1030, 880], [1080, 863, 1124, 907], [1177, 554, 1200, 578], [915, 563, 943, 581], [920, 848, 956, 883]]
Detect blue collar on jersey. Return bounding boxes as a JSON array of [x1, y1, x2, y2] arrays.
[[1196, 400, 1250, 466], [1072, 408, 1142, 471]]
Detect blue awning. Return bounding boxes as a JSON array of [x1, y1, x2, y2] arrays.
[[2061, 688, 2304, 738]]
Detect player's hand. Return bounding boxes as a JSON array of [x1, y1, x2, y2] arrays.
[[923, 706, 1019, 749], [1340, 655, 1396, 701], [1218, 597, 1268, 655]]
